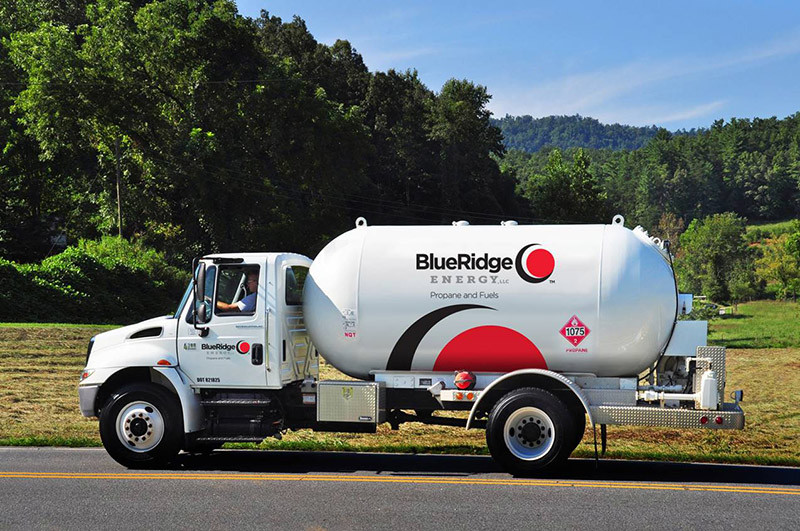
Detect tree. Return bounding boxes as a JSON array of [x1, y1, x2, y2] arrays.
[[361, 69, 439, 223], [676, 213, 751, 302], [569, 148, 606, 222], [519, 148, 606, 222], [654, 212, 685, 253], [428, 79, 515, 221], [254, 13, 369, 109], [0, 0, 95, 260], [755, 233, 800, 301], [519, 149, 569, 221], [728, 260, 759, 310]]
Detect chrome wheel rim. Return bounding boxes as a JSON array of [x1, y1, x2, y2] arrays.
[[115, 401, 165, 453], [503, 406, 555, 461]]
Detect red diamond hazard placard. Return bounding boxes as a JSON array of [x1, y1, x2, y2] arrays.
[[560, 315, 590, 346]]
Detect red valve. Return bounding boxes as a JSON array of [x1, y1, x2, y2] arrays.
[[454, 371, 476, 390]]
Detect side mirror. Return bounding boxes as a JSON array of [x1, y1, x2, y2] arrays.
[[196, 261, 206, 303], [193, 260, 209, 336]]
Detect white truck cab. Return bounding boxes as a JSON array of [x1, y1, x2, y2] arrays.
[[79, 253, 318, 466], [175, 253, 315, 389]]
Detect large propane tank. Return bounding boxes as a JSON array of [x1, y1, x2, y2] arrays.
[[303, 216, 677, 379]]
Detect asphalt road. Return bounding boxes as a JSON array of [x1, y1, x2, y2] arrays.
[[0, 447, 798, 530]]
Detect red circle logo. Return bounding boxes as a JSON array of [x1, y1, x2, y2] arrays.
[[526, 248, 555, 278], [236, 341, 250, 354], [515, 244, 555, 283]]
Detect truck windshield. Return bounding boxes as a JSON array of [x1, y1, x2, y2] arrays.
[[172, 282, 193, 319]]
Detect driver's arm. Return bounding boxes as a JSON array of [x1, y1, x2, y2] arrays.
[[216, 301, 241, 312]]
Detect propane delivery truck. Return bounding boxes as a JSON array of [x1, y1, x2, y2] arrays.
[[78, 215, 744, 474]]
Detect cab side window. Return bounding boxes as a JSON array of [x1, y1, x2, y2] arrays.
[[285, 265, 307, 305], [215, 265, 260, 316]]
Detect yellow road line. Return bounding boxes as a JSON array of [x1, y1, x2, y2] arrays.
[[0, 471, 798, 496]]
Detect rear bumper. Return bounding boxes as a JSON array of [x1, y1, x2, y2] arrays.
[[590, 402, 745, 429]]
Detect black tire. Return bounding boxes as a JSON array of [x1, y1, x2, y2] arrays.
[[485, 388, 576, 475], [186, 442, 223, 455], [414, 409, 434, 419], [99, 383, 183, 469], [570, 410, 587, 454]]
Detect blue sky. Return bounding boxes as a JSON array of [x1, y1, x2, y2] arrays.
[[235, 1, 800, 130]]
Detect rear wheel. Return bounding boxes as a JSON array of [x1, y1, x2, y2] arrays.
[[570, 410, 587, 454], [486, 388, 576, 475], [99, 383, 183, 468]]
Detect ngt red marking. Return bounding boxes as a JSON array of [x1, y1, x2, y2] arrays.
[[559, 315, 590, 347]]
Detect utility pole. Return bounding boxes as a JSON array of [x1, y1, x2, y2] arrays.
[[115, 136, 122, 237]]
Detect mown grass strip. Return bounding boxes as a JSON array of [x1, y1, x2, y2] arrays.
[[0, 323, 118, 330], [0, 436, 102, 447]]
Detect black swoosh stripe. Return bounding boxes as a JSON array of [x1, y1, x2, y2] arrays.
[[386, 304, 496, 371]]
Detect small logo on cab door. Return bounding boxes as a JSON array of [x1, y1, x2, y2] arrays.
[[236, 341, 251, 354], [183, 343, 197, 350]]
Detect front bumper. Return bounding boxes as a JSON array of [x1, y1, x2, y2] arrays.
[[78, 385, 99, 417]]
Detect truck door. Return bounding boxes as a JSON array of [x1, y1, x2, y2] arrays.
[[278, 261, 317, 385], [177, 262, 268, 388]]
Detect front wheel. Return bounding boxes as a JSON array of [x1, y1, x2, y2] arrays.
[[99, 383, 183, 468], [486, 388, 576, 475]]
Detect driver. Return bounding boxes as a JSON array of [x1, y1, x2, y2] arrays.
[[216, 270, 258, 312]]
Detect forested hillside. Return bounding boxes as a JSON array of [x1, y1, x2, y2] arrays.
[[503, 115, 800, 230], [1, 1, 800, 321], [492, 114, 679, 152]]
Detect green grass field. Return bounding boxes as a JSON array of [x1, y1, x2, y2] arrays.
[[0, 300, 798, 466], [745, 218, 799, 240], [709, 300, 800, 348]]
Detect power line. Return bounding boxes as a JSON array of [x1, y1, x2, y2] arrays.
[[144, 153, 567, 225], [0, 77, 313, 87], [38, 151, 597, 261]]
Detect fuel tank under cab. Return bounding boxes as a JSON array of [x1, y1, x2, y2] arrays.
[[303, 219, 677, 379]]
